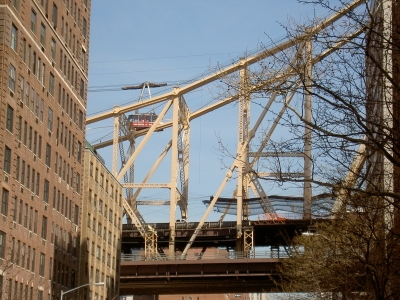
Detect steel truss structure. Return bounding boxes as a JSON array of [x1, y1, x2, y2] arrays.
[[86, 0, 365, 258]]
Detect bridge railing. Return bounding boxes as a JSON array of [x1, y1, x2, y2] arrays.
[[122, 221, 249, 231], [122, 216, 313, 232], [121, 250, 290, 261]]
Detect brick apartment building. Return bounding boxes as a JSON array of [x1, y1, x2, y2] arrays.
[[78, 143, 123, 300], [0, 0, 90, 299]]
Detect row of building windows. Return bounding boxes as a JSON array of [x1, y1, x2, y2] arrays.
[[33, 0, 88, 66], [89, 214, 119, 245], [10, 23, 86, 102], [89, 163, 123, 204], [89, 240, 117, 268], [1, 187, 78, 247], [16, 119, 43, 157], [10, 33, 56, 96], [51, 222, 78, 254], [50, 186, 77, 223], [4, 276, 45, 300], [87, 191, 122, 230], [6, 81, 84, 168], [51, 259, 76, 289], [0, 257, 81, 300], [11, 194, 38, 233], [82, 273, 118, 300], [4, 110, 83, 194], [12, 154, 41, 196], [16, 74, 81, 135], [10, 237, 37, 273], [57, 83, 84, 130]]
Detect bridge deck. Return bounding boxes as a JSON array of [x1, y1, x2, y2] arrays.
[[120, 257, 282, 295]]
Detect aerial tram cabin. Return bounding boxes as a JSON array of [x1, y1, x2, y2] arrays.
[[123, 81, 167, 130], [128, 112, 158, 130]]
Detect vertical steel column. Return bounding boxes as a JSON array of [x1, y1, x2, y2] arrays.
[[303, 36, 313, 220], [145, 227, 158, 260], [382, 0, 394, 229], [112, 112, 120, 177], [169, 91, 180, 258], [243, 227, 254, 258], [182, 125, 190, 219], [237, 62, 250, 240]]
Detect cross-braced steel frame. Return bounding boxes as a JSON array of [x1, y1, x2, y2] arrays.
[[86, 0, 365, 258]]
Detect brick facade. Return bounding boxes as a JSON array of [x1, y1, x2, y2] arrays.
[[78, 145, 123, 300], [0, 0, 90, 299]]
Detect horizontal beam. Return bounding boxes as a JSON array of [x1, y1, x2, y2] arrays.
[[86, 0, 363, 125], [122, 183, 170, 189], [136, 201, 170, 206], [249, 152, 305, 157]]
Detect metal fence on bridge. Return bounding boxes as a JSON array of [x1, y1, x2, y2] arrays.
[[121, 250, 291, 262]]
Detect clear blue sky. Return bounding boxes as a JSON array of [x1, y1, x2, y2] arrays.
[[86, 1, 338, 223]]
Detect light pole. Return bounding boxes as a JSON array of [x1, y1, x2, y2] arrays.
[[60, 282, 104, 300]]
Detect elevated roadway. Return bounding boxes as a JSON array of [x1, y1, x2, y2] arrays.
[[121, 218, 320, 252], [120, 254, 283, 295], [119, 218, 323, 295]]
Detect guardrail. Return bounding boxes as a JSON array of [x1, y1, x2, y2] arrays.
[[121, 250, 290, 261], [122, 216, 313, 232]]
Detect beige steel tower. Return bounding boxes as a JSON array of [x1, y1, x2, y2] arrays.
[[0, 0, 90, 299], [78, 142, 123, 300]]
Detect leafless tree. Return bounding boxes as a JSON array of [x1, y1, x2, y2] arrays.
[[216, 0, 400, 298]]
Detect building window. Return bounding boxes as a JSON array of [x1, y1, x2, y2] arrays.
[[33, 211, 38, 234], [30, 10, 37, 34], [43, 180, 49, 203], [1, 189, 9, 216], [6, 105, 14, 132], [40, 63, 46, 86], [32, 51, 37, 75], [11, 24, 18, 51], [50, 39, 56, 61], [80, 79, 85, 98], [52, 4, 58, 27], [19, 76, 24, 102], [15, 156, 20, 182], [4, 147, 11, 174], [76, 172, 81, 193], [40, 23, 46, 46], [100, 174, 104, 187], [49, 73, 55, 96], [39, 253, 45, 276], [9, 64, 16, 92], [74, 204, 79, 225], [45, 144, 51, 167], [77, 141, 82, 162], [82, 18, 87, 38], [40, 98, 44, 122], [41, 216, 47, 240], [22, 204, 28, 229], [81, 48, 86, 68], [48, 108, 53, 131], [0, 231, 5, 258], [38, 135, 42, 159]]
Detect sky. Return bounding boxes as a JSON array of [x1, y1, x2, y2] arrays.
[[86, 1, 338, 223]]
